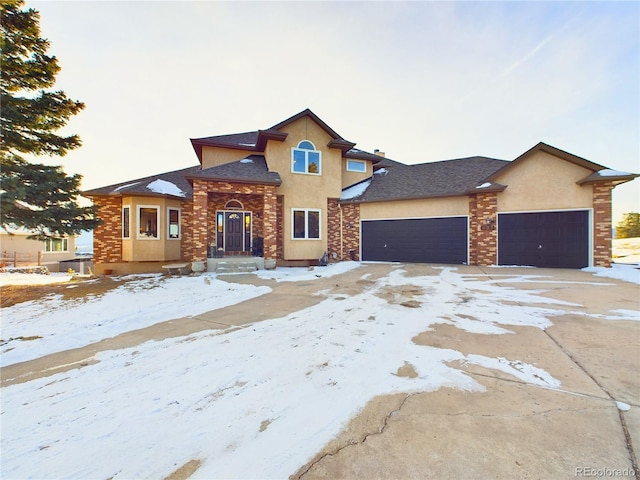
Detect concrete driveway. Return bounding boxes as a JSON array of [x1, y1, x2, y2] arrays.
[[2, 264, 639, 479]]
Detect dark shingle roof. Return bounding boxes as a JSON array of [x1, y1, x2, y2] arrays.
[[186, 155, 282, 185], [84, 165, 201, 199], [342, 156, 509, 203]]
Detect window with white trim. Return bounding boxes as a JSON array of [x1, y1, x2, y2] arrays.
[[292, 140, 321, 175], [44, 238, 68, 253], [292, 208, 321, 239], [168, 208, 180, 239], [347, 159, 366, 172], [123, 207, 130, 238], [138, 206, 159, 239]]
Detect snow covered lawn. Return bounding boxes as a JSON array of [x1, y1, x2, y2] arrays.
[[1, 264, 638, 479]]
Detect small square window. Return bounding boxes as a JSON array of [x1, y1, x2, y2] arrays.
[[347, 160, 366, 172]]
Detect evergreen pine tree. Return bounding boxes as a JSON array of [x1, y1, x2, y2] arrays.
[[1, 0, 100, 239], [615, 213, 640, 239]]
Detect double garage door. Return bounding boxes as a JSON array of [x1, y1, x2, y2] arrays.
[[361, 217, 468, 264], [361, 210, 589, 268], [498, 210, 589, 269]]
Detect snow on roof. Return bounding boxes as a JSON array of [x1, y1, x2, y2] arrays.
[[240, 158, 254, 163], [114, 181, 141, 192], [374, 168, 388, 175], [476, 182, 492, 189], [146, 179, 185, 197], [341, 179, 372, 200], [596, 169, 633, 177]]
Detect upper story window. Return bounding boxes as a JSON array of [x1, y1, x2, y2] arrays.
[[292, 140, 321, 175], [346, 160, 366, 172]]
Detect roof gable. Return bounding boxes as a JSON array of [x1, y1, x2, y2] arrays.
[[483, 142, 606, 184], [190, 109, 359, 163]]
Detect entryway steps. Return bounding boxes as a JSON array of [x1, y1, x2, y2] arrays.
[[207, 257, 265, 273]]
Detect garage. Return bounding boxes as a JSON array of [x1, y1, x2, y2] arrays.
[[361, 217, 468, 264], [498, 210, 589, 268]]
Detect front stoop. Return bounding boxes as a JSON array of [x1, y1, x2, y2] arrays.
[[207, 257, 265, 273]]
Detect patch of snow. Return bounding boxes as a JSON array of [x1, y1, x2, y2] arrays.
[[0, 274, 270, 366], [113, 181, 141, 192], [256, 262, 362, 282], [341, 179, 372, 200], [476, 182, 492, 189], [582, 263, 640, 285], [4, 264, 634, 479], [240, 158, 254, 163], [613, 237, 640, 264], [238, 143, 256, 147], [597, 169, 633, 177], [374, 168, 388, 175], [616, 401, 631, 411], [146, 179, 185, 197]]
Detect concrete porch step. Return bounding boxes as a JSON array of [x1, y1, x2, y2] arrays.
[[207, 257, 265, 273]]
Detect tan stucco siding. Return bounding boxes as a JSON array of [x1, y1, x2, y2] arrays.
[[360, 196, 469, 220], [122, 196, 183, 262], [201, 146, 257, 169], [265, 118, 344, 260], [493, 151, 593, 212], [342, 159, 372, 190]]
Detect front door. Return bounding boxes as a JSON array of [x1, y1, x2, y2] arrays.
[[225, 212, 243, 252]]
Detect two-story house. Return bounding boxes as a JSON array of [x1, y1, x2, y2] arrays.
[[84, 109, 637, 274]]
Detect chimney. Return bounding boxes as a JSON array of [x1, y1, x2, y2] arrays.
[[373, 149, 386, 158]]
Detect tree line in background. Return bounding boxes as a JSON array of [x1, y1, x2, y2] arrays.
[[1, 0, 100, 240], [616, 213, 640, 239]]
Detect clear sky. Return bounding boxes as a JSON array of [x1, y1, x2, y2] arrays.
[[29, 0, 639, 222]]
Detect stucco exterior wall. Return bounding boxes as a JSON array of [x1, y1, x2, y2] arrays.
[[265, 117, 344, 260], [494, 151, 593, 212], [201, 146, 257, 169], [342, 159, 372, 190], [121, 196, 183, 262], [360, 196, 469, 220]]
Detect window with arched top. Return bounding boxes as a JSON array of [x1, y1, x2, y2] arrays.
[[225, 199, 244, 210], [292, 140, 321, 175]]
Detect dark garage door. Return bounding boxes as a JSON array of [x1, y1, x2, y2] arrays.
[[498, 210, 589, 268], [361, 217, 468, 264]]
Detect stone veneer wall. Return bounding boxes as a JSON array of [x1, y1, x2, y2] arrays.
[[327, 200, 361, 261], [592, 182, 613, 267], [206, 193, 266, 254], [180, 200, 194, 261], [190, 179, 278, 261], [93, 197, 123, 263], [469, 192, 498, 266], [276, 196, 284, 260]]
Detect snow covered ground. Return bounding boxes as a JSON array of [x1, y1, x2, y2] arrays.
[[2, 263, 638, 479]]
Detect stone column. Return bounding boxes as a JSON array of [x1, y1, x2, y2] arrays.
[[93, 197, 122, 264], [262, 186, 278, 260], [191, 179, 209, 261], [593, 182, 613, 267], [471, 192, 498, 266]]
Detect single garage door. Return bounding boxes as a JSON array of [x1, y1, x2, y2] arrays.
[[498, 210, 589, 268], [361, 217, 468, 264]]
